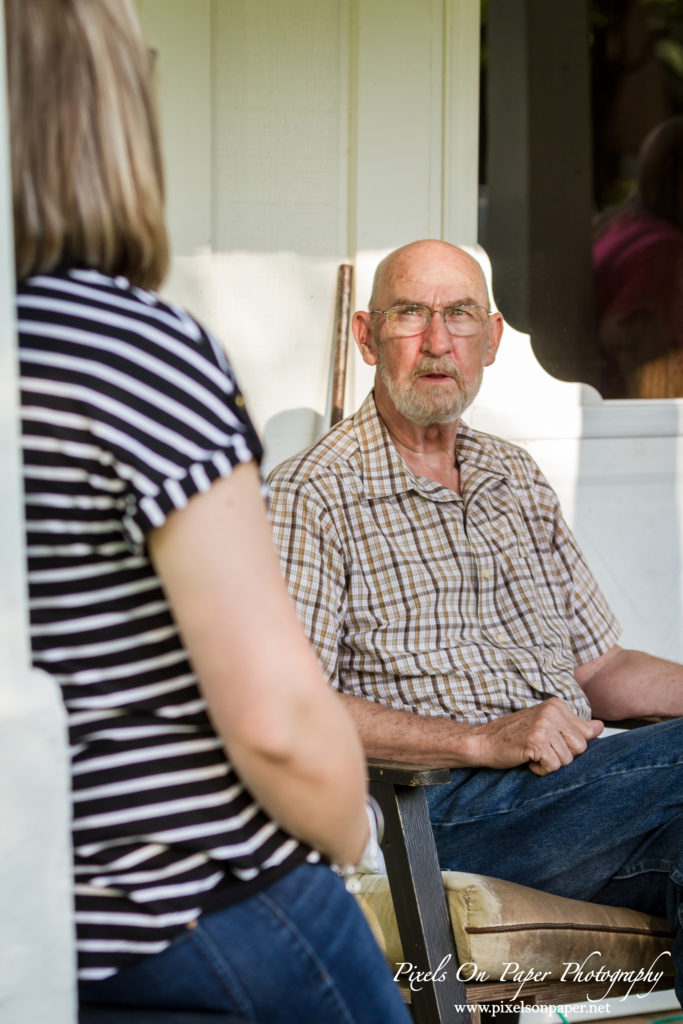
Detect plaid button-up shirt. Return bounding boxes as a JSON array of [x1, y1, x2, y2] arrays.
[[267, 393, 620, 724]]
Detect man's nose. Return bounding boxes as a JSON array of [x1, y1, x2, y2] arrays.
[[421, 310, 453, 353]]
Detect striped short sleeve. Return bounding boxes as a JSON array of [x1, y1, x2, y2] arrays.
[[18, 268, 263, 552], [119, 335, 263, 549]]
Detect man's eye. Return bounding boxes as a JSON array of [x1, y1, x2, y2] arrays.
[[446, 306, 473, 319], [397, 305, 425, 317]]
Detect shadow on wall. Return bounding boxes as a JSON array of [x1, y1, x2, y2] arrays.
[[262, 407, 325, 477]]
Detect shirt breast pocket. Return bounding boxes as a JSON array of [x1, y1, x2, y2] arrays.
[[468, 483, 532, 563]]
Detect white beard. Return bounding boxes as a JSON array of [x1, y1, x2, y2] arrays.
[[376, 350, 483, 426]]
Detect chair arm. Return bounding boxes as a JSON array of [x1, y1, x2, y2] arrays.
[[367, 757, 451, 788], [367, 758, 470, 1024]]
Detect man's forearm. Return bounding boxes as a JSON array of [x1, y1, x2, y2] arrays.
[[337, 691, 603, 776], [337, 692, 479, 766], [578, 647, 683, 720]]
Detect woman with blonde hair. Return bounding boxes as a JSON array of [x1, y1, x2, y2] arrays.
[[6, 1, 411, 1020]]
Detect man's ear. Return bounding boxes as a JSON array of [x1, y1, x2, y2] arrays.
[[352, 311, 379, 366], [483, 312, 504, 367]]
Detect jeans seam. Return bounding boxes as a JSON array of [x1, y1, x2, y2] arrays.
[[256, 888, 357, 1024], [429, 760, 683, 826], [613, 861, 674, 880], [188, 925, 255, 1019]]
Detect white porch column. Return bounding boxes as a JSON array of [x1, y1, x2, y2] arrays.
[[0, 4, 76, 1022]]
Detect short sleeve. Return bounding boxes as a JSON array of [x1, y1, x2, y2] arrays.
[[80, 308, 263, 553]]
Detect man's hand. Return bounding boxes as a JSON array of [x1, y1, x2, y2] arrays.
[[338, 692, 604, 772], [471, 698, 604, 775]]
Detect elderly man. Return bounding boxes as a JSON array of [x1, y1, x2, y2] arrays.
[[267, 239, 683, 1001]]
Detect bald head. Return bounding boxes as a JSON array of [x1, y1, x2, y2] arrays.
[[369, 240, 491, 312], [352, 238, 504, 432]]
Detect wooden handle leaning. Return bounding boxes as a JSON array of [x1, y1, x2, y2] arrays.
[[330, 263, 354, 427]]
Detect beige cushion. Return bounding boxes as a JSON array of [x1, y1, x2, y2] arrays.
[[356, 871, 674, 980]]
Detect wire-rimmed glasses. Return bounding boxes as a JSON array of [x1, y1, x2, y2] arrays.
[[369, 303, 491, 338]]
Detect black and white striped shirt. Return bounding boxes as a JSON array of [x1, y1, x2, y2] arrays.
[[18, 268, 310, 982]]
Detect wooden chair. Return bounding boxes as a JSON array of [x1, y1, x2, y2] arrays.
[[360, 756, 675, 1024]]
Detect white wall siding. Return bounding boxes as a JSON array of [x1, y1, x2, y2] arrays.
[[136, 0, 482, 469]]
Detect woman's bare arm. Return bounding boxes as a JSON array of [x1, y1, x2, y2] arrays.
[[148, 461, 369, 866]]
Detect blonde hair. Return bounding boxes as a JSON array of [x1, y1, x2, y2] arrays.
[[5, 0, 169, 288]]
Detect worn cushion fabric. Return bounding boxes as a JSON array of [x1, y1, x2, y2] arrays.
[[356, 871, 673, 980]]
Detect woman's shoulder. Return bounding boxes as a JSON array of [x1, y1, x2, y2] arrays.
[[18, 266, 239, 387], [19, 267, 204, 339]]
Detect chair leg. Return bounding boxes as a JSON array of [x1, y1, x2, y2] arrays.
[[370, 776, 471, 1024]]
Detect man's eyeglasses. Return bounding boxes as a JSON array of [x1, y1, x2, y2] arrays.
[[370, 303, 491, 338]]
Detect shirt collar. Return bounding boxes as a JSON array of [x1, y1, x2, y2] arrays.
[[351, 392, 509, 501]]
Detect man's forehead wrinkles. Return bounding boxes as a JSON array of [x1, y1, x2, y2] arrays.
[[386, 265, 485, 292], [387, 295, 483, 308], [372, 248, 491, 310]]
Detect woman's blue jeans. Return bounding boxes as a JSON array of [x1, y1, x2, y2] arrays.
[[426, 718, 683, 1005], [79, 861, 412, 1024]]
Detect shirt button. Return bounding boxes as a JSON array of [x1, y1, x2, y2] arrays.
[[482, 568, 490, 580], [496, 632, 506, 643]]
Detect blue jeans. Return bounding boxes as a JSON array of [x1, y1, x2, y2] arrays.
[[426, 718, 683, 1005], [79, 861, 412, 1024]]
